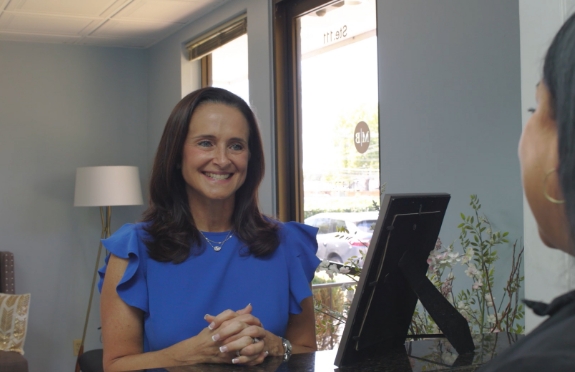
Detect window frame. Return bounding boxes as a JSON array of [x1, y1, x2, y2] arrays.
[[273, 0, 345, 222]]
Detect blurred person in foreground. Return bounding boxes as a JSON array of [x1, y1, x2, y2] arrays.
[[479, 12, 575, 372]]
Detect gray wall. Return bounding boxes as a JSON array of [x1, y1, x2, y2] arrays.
[[377, 0, 523, 299], [0, 41, 148, 371]]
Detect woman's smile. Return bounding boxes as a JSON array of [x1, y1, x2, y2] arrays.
[[204, 172, 233, 181]]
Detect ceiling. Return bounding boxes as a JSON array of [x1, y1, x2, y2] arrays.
[[0, 0, 229, 48]]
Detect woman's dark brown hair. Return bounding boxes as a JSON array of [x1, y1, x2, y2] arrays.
[[142, 87, 279, 263], [543, 12, 575, 244]]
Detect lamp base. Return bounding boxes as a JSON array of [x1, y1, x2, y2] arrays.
[[75, 206, 111, 372]]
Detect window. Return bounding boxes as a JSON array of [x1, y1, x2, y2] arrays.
[[274, 0, 379, 222], [185, 15, 248, 102], [210, 34, 249, 103]]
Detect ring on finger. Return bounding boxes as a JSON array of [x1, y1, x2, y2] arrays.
[[236, 350, 241, 357], [253, 337, 260, 344]]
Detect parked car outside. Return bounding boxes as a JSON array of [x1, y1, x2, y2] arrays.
[[304, 211, 379, 267]]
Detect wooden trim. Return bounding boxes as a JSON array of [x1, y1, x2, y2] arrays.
[[200, 54, 212, 88], [273, 2, 288, 221], [274, 1, 298, 222], [274, 0, 339, 222]]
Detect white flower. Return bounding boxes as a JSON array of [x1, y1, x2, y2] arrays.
[[485, 293, 495, 307], [448, 252, 461, 262], [472, 280, 483, 290], [320, 259, 330, 268], [461, 247, 474, 264], [487, 313, 501, 325], [339, 266, 350, 274], [323, 263, 340, 279], [437, 253, 455, 270], [465, 264, 479, 278]]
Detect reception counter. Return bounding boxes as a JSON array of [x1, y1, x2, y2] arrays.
[[163, 333, 521, 372]]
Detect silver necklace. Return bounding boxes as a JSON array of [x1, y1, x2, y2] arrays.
[[199, 230, 233, 252]]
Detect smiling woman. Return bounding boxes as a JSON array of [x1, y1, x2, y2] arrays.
[[144, 88, 275, 261], [97, 87, 320, 371]]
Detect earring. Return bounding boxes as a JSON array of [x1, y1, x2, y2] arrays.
[[543, 168, 565, 204]]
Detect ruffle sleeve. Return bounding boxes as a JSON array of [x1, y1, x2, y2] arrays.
[[97, 223, 149, 313], [282, 222, 321, 314]]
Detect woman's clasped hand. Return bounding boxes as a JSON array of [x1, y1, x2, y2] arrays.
[[142, 304, 273, 368], [204, 304, 269, 365]]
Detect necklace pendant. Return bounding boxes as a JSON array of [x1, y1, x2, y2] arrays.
[[213, 246, 222, 252]]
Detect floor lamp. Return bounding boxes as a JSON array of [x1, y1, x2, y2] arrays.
[[73, 166, 143, 370]]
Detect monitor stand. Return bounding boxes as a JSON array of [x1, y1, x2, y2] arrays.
[[398, 244, 475, 355]]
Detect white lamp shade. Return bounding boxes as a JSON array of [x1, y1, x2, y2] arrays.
[[74, 166, 144, 207]]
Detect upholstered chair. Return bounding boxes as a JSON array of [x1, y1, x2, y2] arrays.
[[0, 252, 29, 372]]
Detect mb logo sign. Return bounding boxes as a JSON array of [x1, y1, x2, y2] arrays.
[[354, 121, 370, 154]]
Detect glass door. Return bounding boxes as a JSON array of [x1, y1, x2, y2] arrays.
[[275, 0, 379, 264], [275, 0, 379, 350], [298, 1, 379, 221]]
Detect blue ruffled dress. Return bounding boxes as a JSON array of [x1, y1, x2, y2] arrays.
[[97, 221, 320, 353]]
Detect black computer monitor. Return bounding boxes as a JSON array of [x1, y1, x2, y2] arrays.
[[335, 193, 452, 367]]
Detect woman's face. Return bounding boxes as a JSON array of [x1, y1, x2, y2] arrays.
[[519, 82, 571, 252], [181, 102, 250, 207]]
